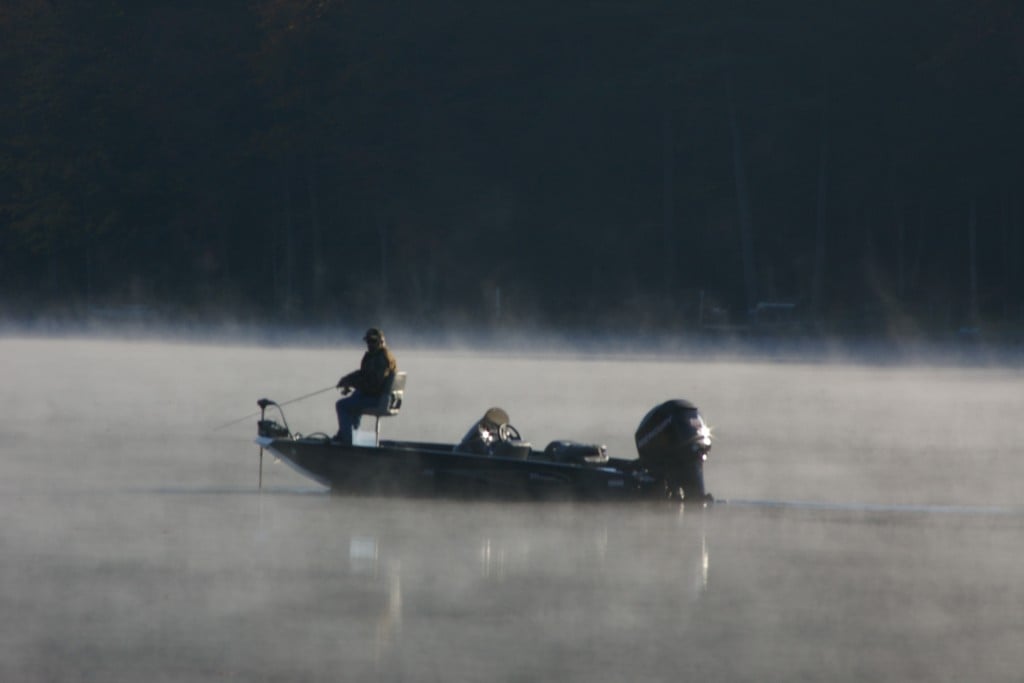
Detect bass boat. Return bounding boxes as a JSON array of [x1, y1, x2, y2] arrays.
[[255, 372, 714, 502]]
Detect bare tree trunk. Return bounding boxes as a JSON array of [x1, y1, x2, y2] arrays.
[[911, 202, 924, 300], [306, 155, 324, 312], [280, 161, 295, 320], [85, 242, 93, 310], [1000, 187, 1011, 321], [811, 3, 833, 325], [968, 198, 978, 325], [285, 213, 294, 319], [811, 125, 829, 318], [1016, 196, 1023, 323], [896, 202, 905, 300], [810, 67, 830, 321], [662, 108, 676, 302], [377, 214, 389, 314], [728, 84, 757, 313]]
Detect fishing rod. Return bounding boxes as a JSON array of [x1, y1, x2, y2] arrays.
[[212, 384, 337, 432]]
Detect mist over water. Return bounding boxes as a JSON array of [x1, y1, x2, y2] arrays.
[[3, 335, 1023, 682]]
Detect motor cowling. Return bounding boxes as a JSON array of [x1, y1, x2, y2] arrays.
[[634, 400, 712, 501]]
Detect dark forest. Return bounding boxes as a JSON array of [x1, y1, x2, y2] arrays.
[[3, 1, 1023, 341]]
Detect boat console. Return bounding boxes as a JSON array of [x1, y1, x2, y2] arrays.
[[455, 407, 532, 458]]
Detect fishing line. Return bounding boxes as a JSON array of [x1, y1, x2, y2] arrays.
[[212, 384, 336, 432]]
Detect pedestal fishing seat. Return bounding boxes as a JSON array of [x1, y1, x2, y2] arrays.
[[358, 371, 407, 444]]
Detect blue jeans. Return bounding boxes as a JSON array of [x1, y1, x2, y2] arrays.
[[335, 391, 380, 443]]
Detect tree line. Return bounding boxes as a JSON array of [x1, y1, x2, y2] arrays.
[[2, 1, 1023, 339]]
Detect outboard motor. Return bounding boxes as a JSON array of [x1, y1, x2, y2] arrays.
[[634, 400, 713, 502]]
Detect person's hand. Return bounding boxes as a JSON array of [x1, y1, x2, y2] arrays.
[[339, 385, 353, 396]]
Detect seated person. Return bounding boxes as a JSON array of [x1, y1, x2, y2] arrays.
[[333, 328, 397, 444], [455, 407, 528, 457]]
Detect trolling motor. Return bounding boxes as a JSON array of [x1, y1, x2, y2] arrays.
[[255, 398, 292, 491], [634, 400, 713, 502], [257, 398, 291, 438]]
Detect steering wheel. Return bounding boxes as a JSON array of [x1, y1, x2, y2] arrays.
[[498, 423, 521, 442]]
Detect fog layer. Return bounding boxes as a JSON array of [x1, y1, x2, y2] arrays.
[[2, 336, 1022, 682]]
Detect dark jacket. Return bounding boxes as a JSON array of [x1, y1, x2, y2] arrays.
[[340, 346, 397, 396]]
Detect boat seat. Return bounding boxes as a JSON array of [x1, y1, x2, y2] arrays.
[[360, 371, 407, 442]]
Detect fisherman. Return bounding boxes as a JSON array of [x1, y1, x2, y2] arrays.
[[333, 327, 398, 444]]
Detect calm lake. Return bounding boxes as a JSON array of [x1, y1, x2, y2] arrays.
[[3, 335, 1022, 682]]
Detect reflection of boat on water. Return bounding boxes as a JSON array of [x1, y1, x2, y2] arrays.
[[339, 504, 712, 660], [255, 372, 715, 502]]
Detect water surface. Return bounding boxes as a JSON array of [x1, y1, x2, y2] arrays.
[[3, 337, 1022, 682]]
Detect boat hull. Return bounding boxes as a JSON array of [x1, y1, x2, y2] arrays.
[[256, 436, 669, 501]]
